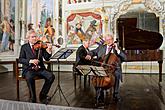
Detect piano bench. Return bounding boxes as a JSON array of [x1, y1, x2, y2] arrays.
[[73, 64, 90, 90]]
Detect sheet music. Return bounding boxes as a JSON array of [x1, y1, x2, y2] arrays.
[[76, 65, 107, 76], [76, 65, 91, 75], [51, 48, 75, 59], [89, 66, 107, 76]]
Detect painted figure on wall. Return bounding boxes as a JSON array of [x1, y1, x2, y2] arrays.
[[0, 0, 15, 55], [75, 22, 85, 42], [67, 13, 102, 45]]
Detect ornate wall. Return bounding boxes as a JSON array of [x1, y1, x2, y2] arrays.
[[63, 0, 165, 49], [109, 0, 165, 49]]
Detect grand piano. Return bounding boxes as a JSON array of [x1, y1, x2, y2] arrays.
[[117, 18, 163, 82]]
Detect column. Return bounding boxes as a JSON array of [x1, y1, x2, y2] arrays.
[[37, 0, 41, 27], [1, 0, 4, 18], [31, 0, 41, 28], [1, 0, 11, 18], [62, 0, 66, 47], [21, 0, 27, 45], [5, 0, 10, 18], [31, 0, 37, 27], [14, 0, 20, 57], [159, 16, 165, 50], [53, 0, 59, 44], [1, 0, 10, 18], [101, 13, 106, 36]]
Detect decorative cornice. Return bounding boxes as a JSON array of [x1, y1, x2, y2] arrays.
[[144, 0, 165, 16], [111, 0, 132, 19], [112, 0, 165, 20]]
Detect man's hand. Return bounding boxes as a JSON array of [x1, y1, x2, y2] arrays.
[[46, 43, 52, 54], [114, 43, 119, 51], [29, 59, 39, 65], [114, 43, 120, 54], [85, 55, 91, 60]]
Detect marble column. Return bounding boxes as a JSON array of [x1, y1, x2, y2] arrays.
[[6, 0, 11, 18], [62, 0, 66, 47], [101, 13, 106, 36], [20, 0, 27, 45], [53, 0, 59, 44], [1, 0, 11, 18], [37, 0, 41, 27], [0, 0, 4, 19], [159, 17, 165, 50], [14, 0, 20, 57], [31, 0, 37, 28]]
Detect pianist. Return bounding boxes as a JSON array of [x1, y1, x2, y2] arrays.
[[75, 39, 92, 66]]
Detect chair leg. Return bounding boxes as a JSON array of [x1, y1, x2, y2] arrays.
[[84, 75, 87, 89], [16, 80, 20, 101], [73, 65, 77, 91], [79, 75, 82, 86], [74, 73, 76, 90], [88, 76, 90, 87]]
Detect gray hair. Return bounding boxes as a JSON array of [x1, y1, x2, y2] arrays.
[[26, 30, 36, 39], [104, 32, 114, 39]]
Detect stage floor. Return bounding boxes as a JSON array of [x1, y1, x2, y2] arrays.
[[0, 71, 165, 110]]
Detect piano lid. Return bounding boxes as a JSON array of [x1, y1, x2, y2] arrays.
[[117, 18, 163, 50]]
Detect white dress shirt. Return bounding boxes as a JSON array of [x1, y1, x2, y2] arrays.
[[106, 45, 120, 55]]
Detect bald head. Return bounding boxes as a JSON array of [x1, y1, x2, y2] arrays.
[[83, 39, 90, 48], [104, 33, 114, 45]]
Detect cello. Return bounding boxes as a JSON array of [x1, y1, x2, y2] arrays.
[[91, 43, 119, 90]]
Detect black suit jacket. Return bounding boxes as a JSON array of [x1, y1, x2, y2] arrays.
[[76, 45, 91, 65], [19, 43, 52, 74]]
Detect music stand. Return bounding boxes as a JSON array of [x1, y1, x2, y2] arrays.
[[76, 65, 108, 106], [49, 48, 75, 106], [76, 65, 107, 76]]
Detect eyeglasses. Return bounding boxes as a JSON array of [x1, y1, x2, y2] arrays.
[[30, 35, 37, 38]]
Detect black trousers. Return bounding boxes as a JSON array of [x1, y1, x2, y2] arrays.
[[113, 71, 121, 98], [24, 69, 55, 102]]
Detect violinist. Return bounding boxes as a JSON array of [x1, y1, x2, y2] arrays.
[[91, 33, 127, 102], [19, 30, 55, 104]]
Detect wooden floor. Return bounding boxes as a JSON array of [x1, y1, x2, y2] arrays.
[[0, 71, 165, 110]]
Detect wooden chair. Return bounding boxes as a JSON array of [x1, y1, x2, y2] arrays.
[[15, 58, 51, 101]]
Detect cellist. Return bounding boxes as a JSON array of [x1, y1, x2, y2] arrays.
[[91, 33, 127, 102]]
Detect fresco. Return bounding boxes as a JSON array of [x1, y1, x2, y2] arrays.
[[27, 0, 56, 45], [0, 0, 15, 55], [67, 12, 102, 45]]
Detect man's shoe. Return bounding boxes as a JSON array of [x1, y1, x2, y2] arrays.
[[113, 96, 121, 102], [40, 96, 51, 104], [29, 98, 36, 103]]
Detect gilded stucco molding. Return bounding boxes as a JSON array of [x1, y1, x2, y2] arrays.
[[110, 0, 165, 39], [144, 0, 165, 16]]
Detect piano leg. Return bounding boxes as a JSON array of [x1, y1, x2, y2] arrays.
[[158, 60, 163, 82]]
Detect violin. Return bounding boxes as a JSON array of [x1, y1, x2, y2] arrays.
[[33, 40, 60, 50], [31, 40, 60, 71]]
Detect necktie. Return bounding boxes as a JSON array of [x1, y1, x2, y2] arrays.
[[32, 45, 35, 54]]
